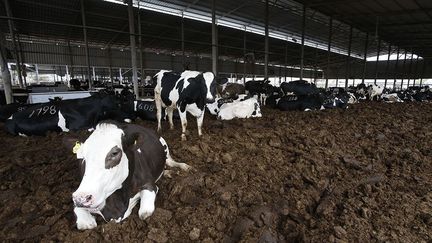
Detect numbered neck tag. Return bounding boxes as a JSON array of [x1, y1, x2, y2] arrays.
[[72, 141, 81, 154]]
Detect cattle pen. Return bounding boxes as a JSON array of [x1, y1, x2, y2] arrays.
[[0, 0, 431, 242]]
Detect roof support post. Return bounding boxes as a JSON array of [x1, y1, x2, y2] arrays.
[[407, 48, 413, 87], [211, 0, 218, 76], [384, 44, 391, 88], [362, 32, 369, 84], [92, 66, 96, 81], [181, 13, 185, 69], [413, 55, 419, 86], [284, 43, 288, 82], [108, 47, 113, 85], [127, 0, 139, 99], [16, 34, 26, 86], [393, 47, 400, 90], [264, 0, 269, 80], [0, 27, 13, 104], [374, 39, 381, 85], [325, 17, 332, 89], [314, 48, 318, 85], [300, 4, 306, 81], [243, 27, 246, 84], [4, 0, 23, 88], [345, 25, 353, 89], [35, 64, 39, 84], [119, 68, 123, 82], [80, 0, 92, 89], [420, 60, 425, 87], [137, 1, 144, 79], [400, 51, 407, 90], [67, 40, 74, 78]]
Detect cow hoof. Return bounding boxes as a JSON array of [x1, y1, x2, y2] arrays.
[[138, 206, 155, 220], [76, 214, 97, 230], [181, 134, 187, 141]]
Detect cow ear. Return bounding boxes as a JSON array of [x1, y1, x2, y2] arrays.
[[62, 137, 84, 159]]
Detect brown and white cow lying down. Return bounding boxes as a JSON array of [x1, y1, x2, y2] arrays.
[[70, 121, 190, 230]]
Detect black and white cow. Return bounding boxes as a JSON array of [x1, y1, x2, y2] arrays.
[[0, 103, 33, 122], [206, 94, 262, 120], [218, 83, 246, 99], [280, 80, 319, 96], [154, 70, 224, 141], [70, 121, 190, 230], [277, 94, 323, 111], [217, 96, 262, 120], [5, 94, 135, 136], [134, 98, 179, 121]]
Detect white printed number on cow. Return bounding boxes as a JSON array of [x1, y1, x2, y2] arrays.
[[69, 121, 190, 230]]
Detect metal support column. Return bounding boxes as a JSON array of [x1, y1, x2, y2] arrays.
[[181, 13, 185, 69], [137, 1, 144, 78], [400, 51, 407, 89], [420, 60, 425, 87], [374, 39, 381, 85], [393, 47, 400, 89], [211, 0, 218, 76], [4, 0, 23, 88], [300, 5, 306, 80], [92, 67, 96, 81], [345, 26, 353, 88], [127, 0, 139, 98], [80, 0, 91, 88], [325, 17, 332, 89], [413, 55, 419, 86], [0, 27, 13, 103], [284, 43, 288, 82], [264, 0, 269, 80], [119, 68, 123, 82], [108, 47, 113, 84], [16, 34, 26, 86], [362, 32, 369, 84], [243, 27, 246, 83], [67, 41, 74, 78], [384, 45, 391, 88], [65, 65, 69, 83], [35, 64, 39, 84], [407, 49, 413, 87]]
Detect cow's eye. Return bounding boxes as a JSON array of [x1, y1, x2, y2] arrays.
[[105, 146, 122, 169]]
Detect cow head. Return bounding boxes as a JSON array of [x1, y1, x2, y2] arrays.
[[72, 123, 129, 212], [203, 73, 227, 103]]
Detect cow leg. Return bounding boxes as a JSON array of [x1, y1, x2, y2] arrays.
[[196, 112, 204, 137], [166, 107, 174, 130], [74, 207, 97, 230], [155, 95, 163, 132], [179, 111, 188, 141], [138, 189, 156, 220]]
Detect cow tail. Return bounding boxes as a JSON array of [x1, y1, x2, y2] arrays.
[[159, 137, 190, 171]]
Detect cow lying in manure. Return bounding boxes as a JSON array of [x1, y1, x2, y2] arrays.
[[68, 121, 190, 230]]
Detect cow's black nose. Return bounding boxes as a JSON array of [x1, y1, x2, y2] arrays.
[[206, 98, 215, 103]]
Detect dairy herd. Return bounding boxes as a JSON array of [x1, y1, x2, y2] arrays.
[[1, 69, 431, 230]]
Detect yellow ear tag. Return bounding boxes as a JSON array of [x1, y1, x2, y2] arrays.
[[72, 141, 81, 154]]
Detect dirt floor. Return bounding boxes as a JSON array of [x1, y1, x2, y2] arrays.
[[0, 102, 431, 243]]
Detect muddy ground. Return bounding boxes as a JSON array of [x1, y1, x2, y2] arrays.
[[0, 102, 431, 242]]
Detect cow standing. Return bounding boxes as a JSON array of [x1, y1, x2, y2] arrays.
[[70, 121, 190, 230], [154, 70, 223, 141]]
